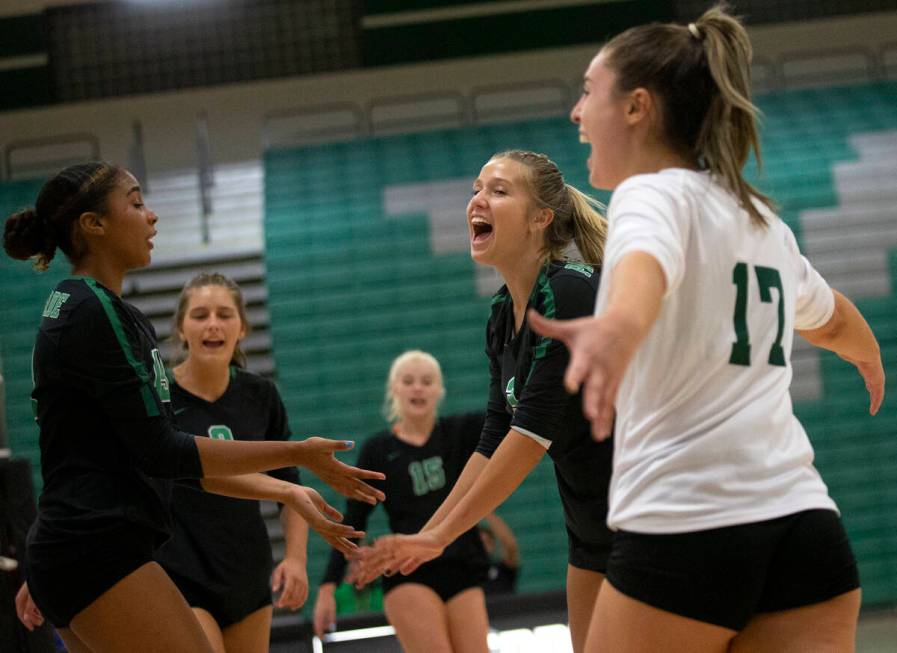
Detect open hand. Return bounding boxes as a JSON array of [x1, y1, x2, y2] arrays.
[[300, 437, 386, 505], [840, 355, 885, 415], [345, 545, 389, 588], [288, 485, 363, 556]]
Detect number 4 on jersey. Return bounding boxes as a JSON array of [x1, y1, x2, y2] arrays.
[[730, 262, 786, 367]]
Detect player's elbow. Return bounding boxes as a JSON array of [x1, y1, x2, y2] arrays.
[[798, 291, 848, 347]]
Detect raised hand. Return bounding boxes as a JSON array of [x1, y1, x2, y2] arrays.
[[299, 437, 386, 505], [287, 485, 363, 556]]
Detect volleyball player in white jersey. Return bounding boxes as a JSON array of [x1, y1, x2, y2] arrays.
[[530, 4, 885, 653]]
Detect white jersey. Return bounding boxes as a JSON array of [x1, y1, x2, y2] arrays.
[[597, 169, 837, 534]]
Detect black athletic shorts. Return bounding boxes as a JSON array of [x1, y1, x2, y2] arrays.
[[382, 557, 487, 603], [606, 509, 860, 631], [25, 523, 156, 628], [567, 524, 613, 573], [166, 568, 271, 628]]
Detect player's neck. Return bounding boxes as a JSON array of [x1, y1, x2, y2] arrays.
[[72, 256, 126, 295], [498, 253, 545, 334], [394, 414, 436, 444], [173, 358, 231, 402]]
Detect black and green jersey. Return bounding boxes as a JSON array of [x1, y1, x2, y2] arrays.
[[322, 413, 488, 585], [27, 278, 202, 564], [477, 261, 613, 549], [156, 368, 300, 598]]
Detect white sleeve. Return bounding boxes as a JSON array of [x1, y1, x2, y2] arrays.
[[604, 175, 689, 298], [786, 227, 835, 330]]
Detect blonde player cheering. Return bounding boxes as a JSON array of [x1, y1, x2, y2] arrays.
[[530, 4, 885, 653], [354, 151, 612, 653]]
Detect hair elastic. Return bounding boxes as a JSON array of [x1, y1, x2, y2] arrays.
[[688, 22, 702, 40]]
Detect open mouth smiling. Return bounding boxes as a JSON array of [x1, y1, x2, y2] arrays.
[[470, 216, 493, 243]]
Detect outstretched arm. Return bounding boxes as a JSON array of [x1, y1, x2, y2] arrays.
[[200, 473, 361, 555], [195, 436, 385, 505], [360, 432, 544, 580], [529, 251, 666, 440], [798, 289, 884, 415], [420, 452, 488, 533]]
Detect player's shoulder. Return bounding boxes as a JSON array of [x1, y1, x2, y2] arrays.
[[611, 169, 707, 214], [42, 277, 121, 329], [541, 261, 600, 317], [548, 260, 600, 286]]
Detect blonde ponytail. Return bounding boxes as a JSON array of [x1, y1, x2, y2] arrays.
[[566, 184, 607, 265]]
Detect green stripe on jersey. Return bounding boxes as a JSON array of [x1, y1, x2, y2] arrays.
[[525, 266, 556, 384], [84, 278, 159, 417], [530, 266, 556, 361]]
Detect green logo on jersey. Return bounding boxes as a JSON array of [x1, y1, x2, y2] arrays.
[[564, 261, 594, 277], [505, 377, 519, 410], [408, 456, 445, 496], [208, 425, 234, 440], [150, 349, 170, 403], [41, 291, 70, 319]]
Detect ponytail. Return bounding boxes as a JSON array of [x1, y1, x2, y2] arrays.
[[566, 184, 607, 265], [3, 208, 56, 270], [693, 4, 772, 225], [604, 2, 773, 226]]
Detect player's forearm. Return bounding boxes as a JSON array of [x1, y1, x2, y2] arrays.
[[281, 503, 310, 564], [602, 251, 666, 341], [200, 472, 295, 503], [431, 432, 543, 546], [798, 290, 880, 364], [421, 452, 488, 533], [195, 437, 308, 477]]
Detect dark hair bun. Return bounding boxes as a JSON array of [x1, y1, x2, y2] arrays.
[[3, 208, 55, 269]]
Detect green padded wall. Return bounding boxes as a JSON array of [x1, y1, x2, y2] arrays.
[[265, 81, 897, 609], [0, 178, 66, 489]]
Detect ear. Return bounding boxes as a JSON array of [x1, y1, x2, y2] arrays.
[[77, 211, 105, 236], [625, 87, 654, 127], [532, 207, 555, 231]]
